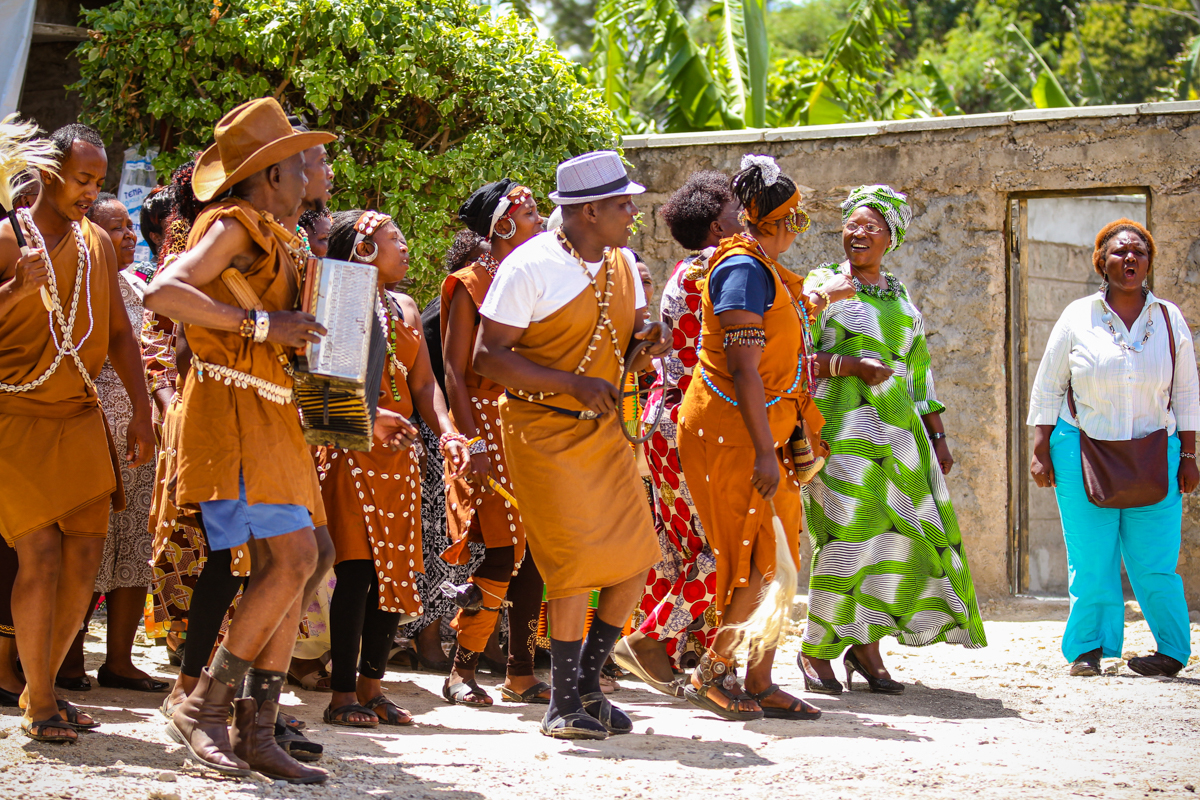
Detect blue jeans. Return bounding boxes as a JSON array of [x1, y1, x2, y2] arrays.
[[1049, 418, 1191, 664]]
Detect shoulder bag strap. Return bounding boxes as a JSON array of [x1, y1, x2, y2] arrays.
[[1161, 303, 1176, 411]]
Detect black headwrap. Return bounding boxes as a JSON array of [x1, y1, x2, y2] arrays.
[[458, 178, 515, 239]]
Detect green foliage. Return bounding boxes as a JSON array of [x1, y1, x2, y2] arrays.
[[72, 0, 620, 305], [589, 0, 764, 131]]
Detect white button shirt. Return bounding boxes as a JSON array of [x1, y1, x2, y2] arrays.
[[1027, 291, 1200, 440]]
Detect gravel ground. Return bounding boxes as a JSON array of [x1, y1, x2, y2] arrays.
[[0, 597, 1197, 800]]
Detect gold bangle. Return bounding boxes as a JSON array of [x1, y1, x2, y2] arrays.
[[829, 355, 841, 377]]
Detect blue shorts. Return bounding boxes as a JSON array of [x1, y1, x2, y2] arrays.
[[198, 472, 312, 551]]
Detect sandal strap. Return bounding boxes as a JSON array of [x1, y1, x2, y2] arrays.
[[328, 702, 375, 720], [749, 683, 781, 703]]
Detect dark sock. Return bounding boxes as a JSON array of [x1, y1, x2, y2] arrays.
[[245, 668, 286, 707], [209, 645, 252, 690], [577, 619, 622, 697], [547, 637, 584, 720]]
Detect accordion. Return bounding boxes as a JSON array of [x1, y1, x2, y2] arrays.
[[293, 257, 387, 451]]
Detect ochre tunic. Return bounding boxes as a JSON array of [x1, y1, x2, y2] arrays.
[[172, 199, 320, 515], [0, 217, 122, 543], [677, 235, 819, 620], [315, 295, 424, 616], [499, 248, 658, 600], [439, 262, 525, 566]]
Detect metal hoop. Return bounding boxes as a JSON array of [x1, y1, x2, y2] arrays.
[[619, 339, 664, 445]]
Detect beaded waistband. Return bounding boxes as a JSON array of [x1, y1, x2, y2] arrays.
[[193, 358, 293, 405]]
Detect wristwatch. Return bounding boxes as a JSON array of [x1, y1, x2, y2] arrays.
[[929, 432, 947, 441], [253, 310, 270, 344]]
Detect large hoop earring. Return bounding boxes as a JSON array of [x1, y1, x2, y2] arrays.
[[494, 217, 517, 240], [354, 239, 379, 263]]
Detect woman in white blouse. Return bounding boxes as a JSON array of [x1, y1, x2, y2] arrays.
[[1028, 219, 1198, 678]]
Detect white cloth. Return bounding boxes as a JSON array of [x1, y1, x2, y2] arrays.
[[0, 0, 34, 117], [479, 231, 646, 327], [1027, 290, 1200, 440]]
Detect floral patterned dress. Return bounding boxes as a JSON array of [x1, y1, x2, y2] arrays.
[[632, 254, 718, 668]]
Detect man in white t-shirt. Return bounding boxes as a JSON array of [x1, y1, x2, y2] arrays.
[[475, 151, 671, 740]]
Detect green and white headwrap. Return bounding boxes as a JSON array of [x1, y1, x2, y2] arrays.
[[841, 184, 912, 254]]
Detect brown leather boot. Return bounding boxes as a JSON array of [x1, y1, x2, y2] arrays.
[[231, 696, 328, 784], [166, 668, 249, 775]]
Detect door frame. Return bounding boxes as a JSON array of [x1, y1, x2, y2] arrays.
[[1004, 187, 1153, 595]]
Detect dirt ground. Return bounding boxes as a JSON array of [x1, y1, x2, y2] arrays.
[[0, 597, 1196, 800]]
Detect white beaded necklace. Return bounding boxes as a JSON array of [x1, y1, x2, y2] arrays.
[[0, 209, 96, 394]]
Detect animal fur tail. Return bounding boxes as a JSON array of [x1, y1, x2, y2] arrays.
[[731, 499, 797, 666]]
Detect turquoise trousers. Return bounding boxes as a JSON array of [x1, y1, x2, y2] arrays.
[[1050, 418, 1191, 664]]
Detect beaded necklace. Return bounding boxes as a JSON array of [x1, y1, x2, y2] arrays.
[[1100, 290, 1155, 353], [698, 234, 810, 407], [477, 252, 500, 279], [377, 291, 409, 402], [296, 225, 312, 256], [509, 230, 625, 402], [844, 263, 903, 301], [0, 209, 96, 395]]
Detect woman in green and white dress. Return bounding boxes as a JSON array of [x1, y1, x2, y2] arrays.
[[800, 185, 987, 695]]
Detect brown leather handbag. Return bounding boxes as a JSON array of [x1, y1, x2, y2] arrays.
[[1066, 304, 1175, 509]]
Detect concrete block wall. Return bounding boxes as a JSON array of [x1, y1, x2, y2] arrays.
[[624, 102, 1200, 604]]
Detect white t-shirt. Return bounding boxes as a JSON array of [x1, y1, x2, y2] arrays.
[[479, 231, 646, 328]]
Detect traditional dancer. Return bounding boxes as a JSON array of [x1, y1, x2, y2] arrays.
[[676, 155, 854, 721], [315, 210, 469, 728], [800, 185, 987, 693], [613, 171, 742, 695], [441, 179, 549, 707], [0, 123, 155, 742], [144, 97, 337, 783], [475, 151, 670, 739]]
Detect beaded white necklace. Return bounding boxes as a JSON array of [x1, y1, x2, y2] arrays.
[[509, 230, 624, 402], [0, 209, 96, 394]]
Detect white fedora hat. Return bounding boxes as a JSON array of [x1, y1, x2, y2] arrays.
[[548, 150, 646, 205]]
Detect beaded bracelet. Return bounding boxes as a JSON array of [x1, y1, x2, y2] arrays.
[[723, 325, 766, 350], [238, 310, 255, 340], [814, 287, 831, 307], [1183, 452, 1197, 460], [467, 436, 488, 456], [439, 431, 469, 454]]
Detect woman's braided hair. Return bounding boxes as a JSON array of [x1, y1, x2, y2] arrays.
[[729, 161, 796, 225]]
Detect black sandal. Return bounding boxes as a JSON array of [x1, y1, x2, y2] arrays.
[[274, 719, 323, 762], [323, 702, 380, 728], [363, 694, 415, 726], [750, 684, 821, 720], [21, 714, 76, 743], [539, 710, 608, 740], [442, 678, 492, 707], [580, 691, 633, 734], [499, 681, 551, 705], [682, 651, 764, 722], [57, 699, 100, 730], [96, 664, 169, 693]]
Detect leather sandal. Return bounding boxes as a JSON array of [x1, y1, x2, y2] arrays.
[[57, 699, 100, 730], [286, 664, 332, 692], [611, 638, 683, 698], [539, 709, 608, 740], [580, 691, 633, 734], [21, 714, 77, 743], [323, 702, 380, 728], [442, 678, 492, 707], [499, 681, 551, 704], [1127, 652, 1184, 677], [274, 718, 323, 763], [363, 694, 415, 726], [750, 684, 821, 720], [683, 651, 764, 722]]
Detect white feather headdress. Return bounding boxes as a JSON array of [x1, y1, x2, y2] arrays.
[[739, 154, 781, 187], [0, 114, 59, 213]]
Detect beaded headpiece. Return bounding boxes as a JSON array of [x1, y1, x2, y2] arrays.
[[351, 210, 392, 263]]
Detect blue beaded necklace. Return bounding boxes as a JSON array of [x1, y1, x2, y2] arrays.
[[700, 234, 811, 407]]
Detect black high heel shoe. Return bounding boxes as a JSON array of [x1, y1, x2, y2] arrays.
[[843, 650, 904, 694], [798, 653, 843, 695]]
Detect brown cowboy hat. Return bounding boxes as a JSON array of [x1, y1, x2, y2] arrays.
[[192, 97, 335, 202]]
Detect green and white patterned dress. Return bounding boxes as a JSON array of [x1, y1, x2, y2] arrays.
[[800, 264, 986, 658]]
